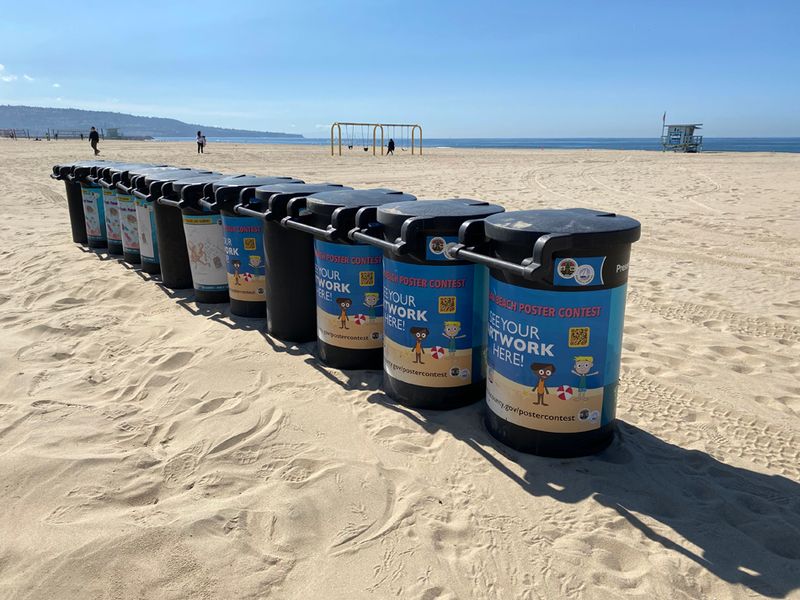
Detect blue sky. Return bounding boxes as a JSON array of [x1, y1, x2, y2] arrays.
[[1, 0, 798, 137]]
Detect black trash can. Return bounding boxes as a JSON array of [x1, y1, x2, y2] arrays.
[[283, 189, 416, 369], [209, 175, 304, 317], [136, 169, 216, 289], [51, 160, 108, 244], [115, 165, 178, 274], [352, 199, 504, 409], [449, 208, 641, 457], [236, 183, 352, 342], [174, 174, 233, 303], [72, 163, 110, 249]]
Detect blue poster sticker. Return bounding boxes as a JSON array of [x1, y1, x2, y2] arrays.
[[314, 240, 384, 349], [382, 257, 486, 387], [223, 215, 266, 302], [486, 276, 626, 433]]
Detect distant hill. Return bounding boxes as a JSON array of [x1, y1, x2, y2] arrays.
[[0, 105, 302, 138]]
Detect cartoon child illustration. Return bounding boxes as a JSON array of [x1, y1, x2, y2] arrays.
[[531, 362, 556, 406], [442, 321, 466, 356], [571, 356, 598, 401], [231, 259, 242, 285], [363, 292, 380, 321], [336, 297, 352, 329], [410, 327, 429, 364], [188, 241, 208, 266]]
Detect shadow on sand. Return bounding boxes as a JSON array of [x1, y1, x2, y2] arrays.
[[364, 392, 800, 598], [88, 247, 799, 597]]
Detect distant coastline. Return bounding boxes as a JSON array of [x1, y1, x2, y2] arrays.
[[154, 136, 800, 153]]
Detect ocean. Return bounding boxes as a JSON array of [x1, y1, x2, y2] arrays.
[[155, 137, 800, 153]]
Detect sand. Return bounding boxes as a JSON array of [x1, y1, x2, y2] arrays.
[[0, 139, 798, 600]]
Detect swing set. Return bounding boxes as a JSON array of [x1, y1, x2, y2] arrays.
[[330, 122, 423, 156]]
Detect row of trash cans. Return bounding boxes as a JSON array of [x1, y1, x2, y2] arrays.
[[52, 160, 640, 457]]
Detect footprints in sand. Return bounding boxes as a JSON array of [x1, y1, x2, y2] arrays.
[[627, 290, 800, 343]]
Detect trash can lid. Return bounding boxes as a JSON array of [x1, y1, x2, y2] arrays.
[[138, 169, 214, 199], [306, 188, 416, 219], [377, 198, 504, 233], [72, 160, 118, 180], [169, 172, 229, 195], [124, 165, 183, 186], [169, 173, 231, 207], [253, 183, 350, 203], [98, 163, 160, 185], [253, 183, 353, 218], [212, 175, 304, 204], [483, 208, 641, 246], [54, 159, 109, 179]]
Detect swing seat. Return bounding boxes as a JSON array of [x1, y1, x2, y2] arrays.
[[363, 147, 369, 152]]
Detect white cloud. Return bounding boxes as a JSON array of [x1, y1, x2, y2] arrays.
[[52, 83, 60, 88], [0, 64, 18, 82], [55, 97, 62, 101], [23, 74, 34, 81]]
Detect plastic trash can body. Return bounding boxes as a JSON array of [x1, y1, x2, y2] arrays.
[[246, 183, 352, 342], [286, 189, 416, 369], [372, 199, 504, 409], [65, 178, 88, 244], [461, 208, 641, 457], [52, 160, 110, 245]]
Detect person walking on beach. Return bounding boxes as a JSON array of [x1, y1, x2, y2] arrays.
[[89, 127, 100, 155], [387, 138, 395, 155], [196, 131, 205, 154]]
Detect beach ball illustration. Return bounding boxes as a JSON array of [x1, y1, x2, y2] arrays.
[[430, 346, 446, 359], [556, 385, 574, 401], [242, 272, 253, 282], [354, 314, 368, 325]]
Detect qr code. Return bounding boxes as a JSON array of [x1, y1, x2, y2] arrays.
[[243, 237, 257, 251], [438, 296, 457, 314], [568, 327, 590, 348], [359, 271, 375, 286]]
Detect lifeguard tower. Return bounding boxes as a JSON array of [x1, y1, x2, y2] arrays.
[[661, 123, 703, 153]]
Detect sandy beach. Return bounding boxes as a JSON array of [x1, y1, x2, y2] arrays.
[[0, 139, 798, 599]]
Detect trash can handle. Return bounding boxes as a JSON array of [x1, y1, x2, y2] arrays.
[[157, 197, 183, 208], [348, 206, 407, 253], [198, 198, 215, 211], [133, 189, 150, 200], [116, 183, 133, 194], [99, 180, 115, 189], [282, 216, 335, 241], [448, 219, 572, 280], [235, 205, 269, 220], [285, 196, 308, 218]]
